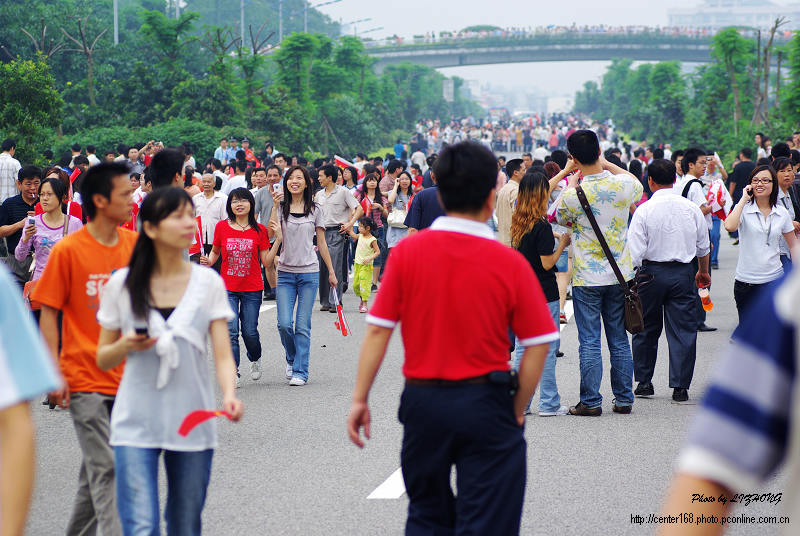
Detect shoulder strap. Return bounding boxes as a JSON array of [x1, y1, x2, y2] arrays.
[[575, 185, 629, 290], [681, 178, 701, 199]]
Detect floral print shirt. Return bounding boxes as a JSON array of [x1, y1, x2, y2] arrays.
[[557, 170, 643, 287]]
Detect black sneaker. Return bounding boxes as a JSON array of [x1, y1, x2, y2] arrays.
[[634, 382, 654, 397], [371, 284, 378, 291], [568, 402, 602, 416]]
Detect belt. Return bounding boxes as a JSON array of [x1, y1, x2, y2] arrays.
[[642, 260, 688, 266], [405, 370, 519, 394], [324, 225, 342, 231]]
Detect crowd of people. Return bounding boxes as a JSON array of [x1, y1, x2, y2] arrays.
[[2, 117, 800, 534]]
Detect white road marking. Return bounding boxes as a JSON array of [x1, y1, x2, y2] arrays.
[[259, 304, 276, 313], [367, 468, 406, 499], [367, 298, 575, 500]]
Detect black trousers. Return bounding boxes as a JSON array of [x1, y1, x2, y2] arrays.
[[632, 262, 698, 389], [399, 383, 526, 535], [733, 280, 767, 323]]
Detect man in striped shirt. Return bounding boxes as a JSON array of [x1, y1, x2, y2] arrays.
[[660, 266, 800, 534]]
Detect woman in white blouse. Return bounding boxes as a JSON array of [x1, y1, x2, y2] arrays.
[[724, 165, 796, 322], [96, 187, 243, 535]]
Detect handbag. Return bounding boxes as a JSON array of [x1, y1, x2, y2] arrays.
[[575, 186, 644, 334], [387, 199, 408, 228], [24, 213, 70, 311]]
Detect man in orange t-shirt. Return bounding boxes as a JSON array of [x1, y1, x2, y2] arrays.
[[32, 162, 137, 536]]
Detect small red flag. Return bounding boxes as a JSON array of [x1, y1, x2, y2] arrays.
[[178, 410, 233, 437], [334, 155, 352, 170]]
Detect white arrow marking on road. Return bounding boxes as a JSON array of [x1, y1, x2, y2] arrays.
[[259, 304, 276, 313], [367, 468, 406, 499], [366, 299, 575, 499]]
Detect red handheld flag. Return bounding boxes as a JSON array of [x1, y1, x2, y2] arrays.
[[178, 410, 233, 437], [334, 155, 353, 170], [188, 216, 203, 255], [329, 285, 350, 336]]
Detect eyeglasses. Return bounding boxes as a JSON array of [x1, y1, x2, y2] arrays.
[[751, 179, 773, 184], [230, 199, 250, 205]]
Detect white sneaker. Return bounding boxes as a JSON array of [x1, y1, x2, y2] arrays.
[[539, 405, 569, 417], [289, 377, 307, 386], [285, 364, 293, 380], [235, 376, 241, 389], [250, 359, 262, 381]]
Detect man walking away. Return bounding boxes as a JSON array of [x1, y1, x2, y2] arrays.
[[628, 159, 711, 402], [348, 140, 557, 535]]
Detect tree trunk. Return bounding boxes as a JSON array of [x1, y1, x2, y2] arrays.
[[777, 50, 782, 109], [87, 53, 96, 107]]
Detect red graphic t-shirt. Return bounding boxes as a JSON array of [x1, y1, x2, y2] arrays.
[[213, 220, 268, 292]]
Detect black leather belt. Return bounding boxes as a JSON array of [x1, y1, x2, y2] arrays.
[[405, 370, 519, 394], [324, 225, 342, 231], [642, 260, 688, 266]]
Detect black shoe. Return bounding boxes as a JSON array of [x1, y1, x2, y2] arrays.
[[697, 323, 717, 332], [263, 292, 276, 301], [568, 402, 602, 416], [612, 400, 632, 414], [711, 264, 719, 270], [556, 351, 564, 357], [672, 388, 689, 402], [371, 284, 378, 291], [634, 382, 654, 397], [732, 239, 739, 245], [329, 307, 337, 313], [320, 305, 331, 312]]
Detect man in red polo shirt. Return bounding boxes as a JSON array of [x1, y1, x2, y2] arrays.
[[347, 140, 557, 535]]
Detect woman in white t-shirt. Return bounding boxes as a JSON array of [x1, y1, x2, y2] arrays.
[[96, 187, 243, 535], [724, 165, 796, 323]]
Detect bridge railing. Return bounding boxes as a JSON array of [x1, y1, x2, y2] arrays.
[[361, 26, 792, 51]]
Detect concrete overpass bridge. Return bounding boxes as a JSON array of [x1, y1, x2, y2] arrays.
[[364, 33, 719, 72]]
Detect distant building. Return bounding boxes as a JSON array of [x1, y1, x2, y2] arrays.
[[668, 0, 800, 30]]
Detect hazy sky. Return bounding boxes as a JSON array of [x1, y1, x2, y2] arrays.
[[315, 0, 790, 102]]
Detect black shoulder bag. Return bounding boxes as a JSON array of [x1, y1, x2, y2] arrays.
[[575, 185, 644, 334]]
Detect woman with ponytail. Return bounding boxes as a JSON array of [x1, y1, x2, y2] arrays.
[[96, 187, 243, 536], [510, 170, 571, 417]]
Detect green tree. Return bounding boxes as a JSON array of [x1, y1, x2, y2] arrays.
[[0, 57, 64, 164], [138, 10, 199, 70], [781, 31, 800, 125], [574, 81, 601, 115], [647, 62, 686, 142], [711, 28, 753, 134], [167, 76, 241, 127]]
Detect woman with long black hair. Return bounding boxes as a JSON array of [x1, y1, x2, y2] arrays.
[[96, 187, 243, 536], [200, 187, 271, 386], [266, 165, 337, 386], [510, 170, 571, 416]]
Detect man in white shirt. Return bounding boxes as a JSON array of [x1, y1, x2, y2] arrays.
[[222, 161, 247, 195], [0, 139, 21, 205], [628, 159, 711, 403], [532, 143, 548, 162], [674, 148, 716, 332], [193, 174, 227, 270], [86, 145, 101, 166]]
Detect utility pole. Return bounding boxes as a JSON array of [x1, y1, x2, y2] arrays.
[[279, 0, 283, 41], [113, 0, 118, 44], [240, 0, 245, 44], [175, 0, 180, 19]]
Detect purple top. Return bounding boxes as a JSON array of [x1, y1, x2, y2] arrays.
[[15, 213, 83, 280]]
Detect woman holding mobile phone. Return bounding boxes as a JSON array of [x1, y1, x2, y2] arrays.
[[724, 165, 796, 322], [96, 187, 243, 536]]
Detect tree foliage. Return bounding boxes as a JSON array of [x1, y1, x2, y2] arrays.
[[0, 0, 481, 161]]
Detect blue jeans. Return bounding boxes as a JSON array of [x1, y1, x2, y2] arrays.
[[277, 271, 319, 381], [710, 216, 721, 266], [572, 285, 634, 408], [114, 446, 213, 536], [513, 300, 561, 413], [227, 290, 262, 371], [780, 254, 792, 273]]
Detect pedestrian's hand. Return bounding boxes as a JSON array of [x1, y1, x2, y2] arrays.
[[198, 255, 209, 265], [268, 220, 282, 241], [696, 272, 711, 289], [223, 396, 244, 422], [560, 233, 571, 247], [23, 223, 36, 241], [792, 221, 800, 233], [271, 189, 284, 204], [49, 387, 70, 409], [742, 185, 753, 202], [328, 273, 338, 288], [347, 401, 371, 448], [123, 333, 158, 353], [564, 156, 576, 174]]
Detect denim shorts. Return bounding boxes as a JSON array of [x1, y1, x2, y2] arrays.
[[555, 249, 569, 273]]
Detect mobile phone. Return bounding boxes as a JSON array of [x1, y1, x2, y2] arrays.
[[273, 183, 282, 192], [27, 217, 35, 226], [134, 324, 148, 337]]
